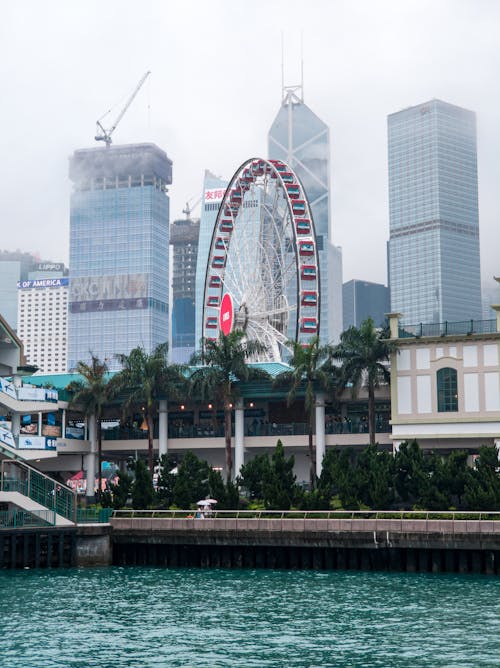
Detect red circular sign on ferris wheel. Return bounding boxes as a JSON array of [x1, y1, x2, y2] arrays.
[[220, 293, 234, 336]]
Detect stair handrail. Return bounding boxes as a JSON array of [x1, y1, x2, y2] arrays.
[[0, 458, 77, 523]]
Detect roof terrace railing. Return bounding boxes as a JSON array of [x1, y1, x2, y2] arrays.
[[398, 318, 497, 339]]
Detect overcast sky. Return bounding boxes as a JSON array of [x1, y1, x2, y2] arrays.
[[1, 0, 499, 290]]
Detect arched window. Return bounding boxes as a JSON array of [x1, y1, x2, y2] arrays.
[[437, 367, 458, 412]]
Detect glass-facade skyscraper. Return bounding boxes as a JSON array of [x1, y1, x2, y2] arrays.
[[388, 99, 482, 324], [68, 143, 172, 370], [170, 215, 200, 363], [343, 279, 390, 330], [268, 86, 343, 344]]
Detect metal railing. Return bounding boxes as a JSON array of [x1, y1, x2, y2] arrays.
[[101, 420, 391, 441], [76, 507, 113, 524], [0, 459, 77, 523], [398, 318, 497, 338], [112, 509, 500, 522], [0, 508, 56, 529]]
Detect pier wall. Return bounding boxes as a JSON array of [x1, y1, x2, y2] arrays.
[[110, 517, 500, 575], [2, 519, 499, 573]]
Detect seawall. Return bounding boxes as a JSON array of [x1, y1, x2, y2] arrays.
[[110, 516, 500, 575]]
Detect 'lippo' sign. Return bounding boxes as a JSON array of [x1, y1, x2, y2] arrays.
[[220, 293, 234, 336]]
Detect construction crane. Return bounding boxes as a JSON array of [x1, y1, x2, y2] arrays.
[[182, 195, 202, 219], [95, 71, 151, 148]]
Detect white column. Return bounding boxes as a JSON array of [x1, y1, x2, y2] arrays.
[[495, 439, 500, 460], [38, 412, 42, 436], [62, 409, 66, 439], [158, 400, 168, 457], [234, 398, 245, 480], [11, 413, 20, 438], [392, 440, 402, 456], [85, 413, 97, 500], [315, 393, 326, 479]]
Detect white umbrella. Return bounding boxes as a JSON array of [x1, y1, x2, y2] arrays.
[[197, 499, 217, 506]]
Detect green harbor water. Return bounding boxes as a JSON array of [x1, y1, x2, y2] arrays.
[[0, 567, 499, 667]]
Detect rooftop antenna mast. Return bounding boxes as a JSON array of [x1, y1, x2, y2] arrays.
[[281, 33, 304, 105], [95, 71, 151, 148]]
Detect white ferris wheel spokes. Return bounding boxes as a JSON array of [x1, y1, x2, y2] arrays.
[[202, 158, 320, 362]]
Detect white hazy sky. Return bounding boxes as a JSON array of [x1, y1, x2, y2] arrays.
[[1, 0, 499, 289]]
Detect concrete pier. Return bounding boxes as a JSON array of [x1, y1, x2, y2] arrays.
[[110, 515, 500, 575]]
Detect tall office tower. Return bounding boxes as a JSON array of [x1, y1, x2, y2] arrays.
[[194, 171, 228, 349], [0, 250, 39, 330], [68, 143, 172, 371], [268, 85, 343, 344], [388, 99, 482, 324], [343, 279, 390, 330], [17, 266, 69, 373], [482, 280, 500, 319], [170, 215, 200, 363]]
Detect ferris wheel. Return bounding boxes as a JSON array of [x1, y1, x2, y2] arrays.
[[202, 157, 321, 362]]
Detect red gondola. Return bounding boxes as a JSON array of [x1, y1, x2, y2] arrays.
[[269, 159, 286, 172], [295, 219, 311, 235], [301, 265, 317, 280], [292, 200, 306, 215], [300, 317, 318, 333], [212, 256, 226, 269], [286, 184, 300, 199], [301, 291, 318, 306], [299, 239, 315, 256], [219, 219, 233, 233]]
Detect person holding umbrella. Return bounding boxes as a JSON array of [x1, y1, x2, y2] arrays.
[[196, 498, 217, 518]]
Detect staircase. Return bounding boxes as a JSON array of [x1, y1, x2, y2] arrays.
[[0, 459, 76, 527]]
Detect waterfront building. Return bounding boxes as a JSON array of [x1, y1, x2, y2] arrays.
[[0, 250, 40, 331], [170, 215, 200, 363], [387, 99, 482, 324], [194, 171, 228, 350], [68, 143, 172, 371], [343, 279, 390, 330], [17, 265, 69, 373], [14, 305, 500, 483], [387, 310, 500, 455], [268, 84, 343, 345]]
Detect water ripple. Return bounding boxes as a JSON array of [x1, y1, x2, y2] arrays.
[[0, 568, 499, 667]]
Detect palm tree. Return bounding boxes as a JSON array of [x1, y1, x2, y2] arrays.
[[67, 355, 113, 501], [333, 317, 395, 447], [190, 330, 268, 481], [274, 335, 337, 489], [114, 343, 186, 474]]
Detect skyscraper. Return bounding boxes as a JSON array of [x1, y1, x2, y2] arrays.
[[343, 279, 390, 330], [68, 143, 172, 370], [0, 250, 39, 330], [17, 268, 69, 374], [388, 99, 482, 324], [268, 85, 342, 344], [170, 214, 200, 363]]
